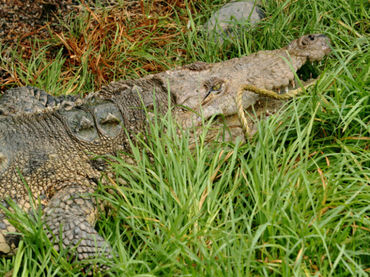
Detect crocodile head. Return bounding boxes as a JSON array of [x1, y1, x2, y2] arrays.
[[165, 34, 331, 139]]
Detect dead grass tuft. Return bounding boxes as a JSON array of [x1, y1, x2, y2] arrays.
[[0, 0, 201, 93]]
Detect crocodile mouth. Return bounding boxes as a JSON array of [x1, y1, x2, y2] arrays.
[[297, 60, 321, 81], [181, 59, 324, 142], [273, 60, 321, 95], [208, 60, 324, 141]]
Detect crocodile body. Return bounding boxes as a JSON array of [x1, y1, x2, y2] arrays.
[[0, 34, 331, 260]]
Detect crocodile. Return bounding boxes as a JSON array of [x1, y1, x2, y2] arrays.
[[0, 34, 331, 261]]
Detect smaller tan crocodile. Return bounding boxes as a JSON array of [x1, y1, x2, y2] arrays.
[[0, 34, 331, 263]]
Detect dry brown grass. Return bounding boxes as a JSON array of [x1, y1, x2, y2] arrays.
[[0, 0, 201, 93]]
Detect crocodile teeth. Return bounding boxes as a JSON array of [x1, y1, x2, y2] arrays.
[[284, 87, 289, 93]]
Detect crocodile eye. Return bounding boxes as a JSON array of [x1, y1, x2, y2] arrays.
[[94, 102, 123, 138], [210, 83, 223, 94], [203, 78, 226, 100], [60, 108, 99, 142]]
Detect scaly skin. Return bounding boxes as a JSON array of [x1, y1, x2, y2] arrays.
[[0, 34, 331, 261]]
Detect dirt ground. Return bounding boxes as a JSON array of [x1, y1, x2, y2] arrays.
[[0, 1, 197, 92], [0, 0, 85, 42]]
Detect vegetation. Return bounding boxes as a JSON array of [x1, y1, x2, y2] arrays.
[[0, 0, 368, 276]]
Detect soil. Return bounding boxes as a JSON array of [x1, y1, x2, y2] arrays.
[[0, 0, 82, 43], [0, 0, 197, 92]]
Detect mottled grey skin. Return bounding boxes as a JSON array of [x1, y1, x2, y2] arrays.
[[0, 34, 331, 261]]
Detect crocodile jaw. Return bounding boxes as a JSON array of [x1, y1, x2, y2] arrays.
[[172, 34, 331, 133]]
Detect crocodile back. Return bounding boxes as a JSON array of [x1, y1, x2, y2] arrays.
[[0, 86, 77, 116]]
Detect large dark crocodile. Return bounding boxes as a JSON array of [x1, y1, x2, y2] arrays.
[[0, 34, 331, 261]]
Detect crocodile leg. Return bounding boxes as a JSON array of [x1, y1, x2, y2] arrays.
[[43, 185, 113, 260]]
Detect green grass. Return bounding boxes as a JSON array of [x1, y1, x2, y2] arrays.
[[0, 0, 369, 276]]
